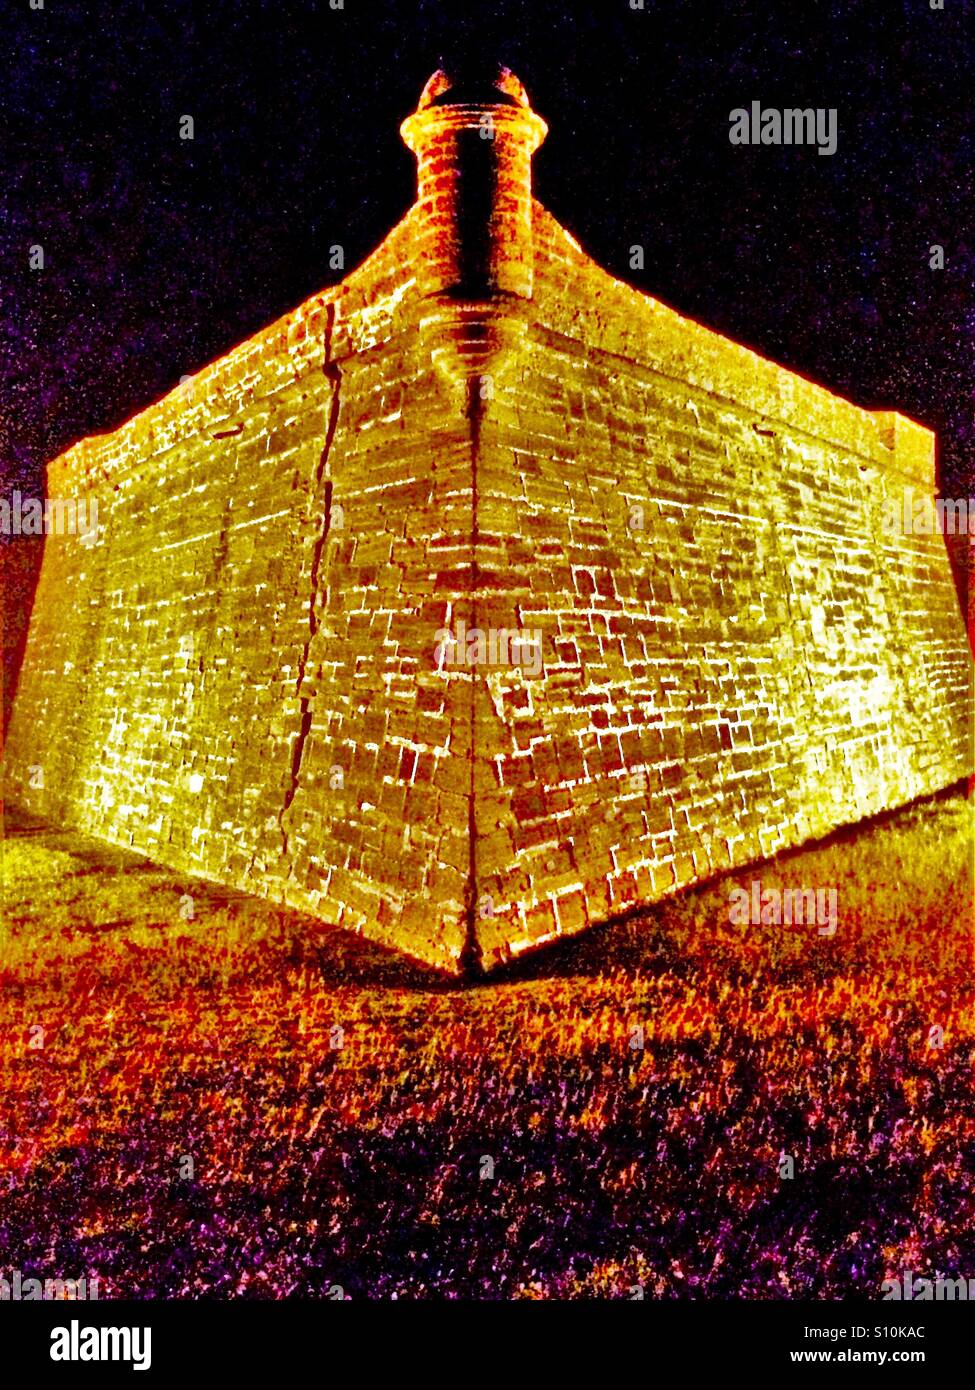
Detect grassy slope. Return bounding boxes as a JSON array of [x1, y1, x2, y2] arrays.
[[1, 790, 972, 1298]]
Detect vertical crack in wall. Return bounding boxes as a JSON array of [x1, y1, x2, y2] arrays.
[[459, 376, 485, 979], [279, 300, 342, 859]]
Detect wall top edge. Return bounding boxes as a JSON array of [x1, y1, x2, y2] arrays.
[[43, 198, 935, 493], [528, 203, 936, 487]]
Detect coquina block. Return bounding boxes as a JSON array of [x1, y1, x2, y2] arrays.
[[5, 67, 972, 974]]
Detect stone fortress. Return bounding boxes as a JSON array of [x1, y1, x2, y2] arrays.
[[5, 67, 971, 974]]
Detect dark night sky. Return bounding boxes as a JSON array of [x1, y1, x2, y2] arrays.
[[3, 0, 973, 499]]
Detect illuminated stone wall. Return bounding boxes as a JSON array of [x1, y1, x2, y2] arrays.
[[471, 206, 972, 968], [5, 68, 971, 974], [4, 206, 479, 972]]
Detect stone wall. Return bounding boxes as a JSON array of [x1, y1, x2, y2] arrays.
[[470, 206, 972, 969], [4, 208, 478, 972], [5, 68, 971, 974]]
